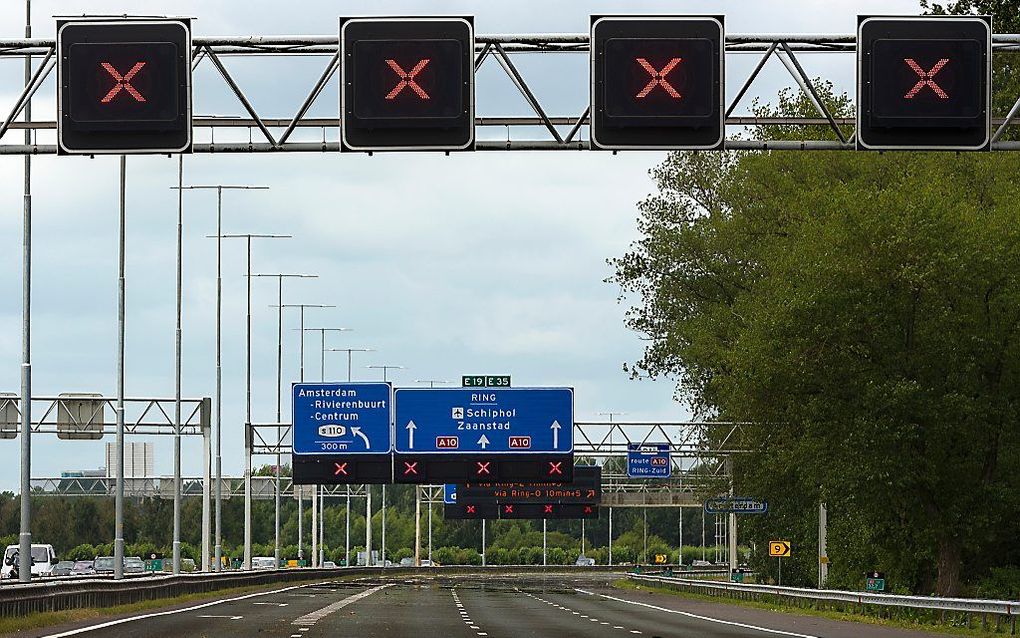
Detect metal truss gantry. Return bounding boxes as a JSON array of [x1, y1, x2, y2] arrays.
[[2, 32, 1020, 154]]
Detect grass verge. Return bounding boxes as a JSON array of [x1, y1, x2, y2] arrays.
[[0, 577, 338, 636], [613, 579, 1013, 638]]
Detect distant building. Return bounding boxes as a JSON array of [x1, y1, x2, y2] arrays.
[[105, 441, 154, 478]]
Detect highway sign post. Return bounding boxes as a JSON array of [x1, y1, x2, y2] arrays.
[[857, 16, 991, 151], [458, 466, 601, 504], [57, 19, 192, 154], [770, 540, 791, 586], [340, 17, 475, 151], [626, 443, 671, 478], [445, 502, 598, 520], [443, 484, 458, 504], [291, 382, 393, 484], [865, 571, 886, 592], [704, 497, 768, 514], [394, 387, 573, 483], [591, 16, 725, 150], [462, 375, 511, 388]]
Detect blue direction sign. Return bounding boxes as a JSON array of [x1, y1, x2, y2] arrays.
[[444, 484, 458, 504], [394, 388, 573, 454], [292, 382, 392, 455], [627, 443, 672, 478]]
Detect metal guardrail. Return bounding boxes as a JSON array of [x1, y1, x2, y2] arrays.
[[629, 574, 1020, 633]]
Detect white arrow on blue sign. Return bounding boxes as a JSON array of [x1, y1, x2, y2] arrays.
[[394, 387, 573, 454], [292, 382, 392, 455]]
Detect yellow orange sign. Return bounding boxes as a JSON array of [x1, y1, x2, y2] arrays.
[[769, 540, 791, 558]]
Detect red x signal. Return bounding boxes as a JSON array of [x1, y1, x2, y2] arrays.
[[385, 58, 431, 100], [635, 57, 682, 99], [544, 504, 554, 514], [100, 61, 147, 104], [403, 461, 419, 476], [475, 461, 491, 476], [904, 58, 950, 100], [548, 462, 563, 476], [504, 505, 514, 514], [466, 505, 477, 514], [583, 505, 593, 514], [333, 462, 348, 476]]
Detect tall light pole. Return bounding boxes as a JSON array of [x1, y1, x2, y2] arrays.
[[251, 274, 317, 567], [415, 379, 449, 389], [599, 411, 626, 567], [174, 183, 269, 571], [276, 304, 335, 567], [366, 365, 404, 383], [301, 327, 352, 382], [17, 0, 33, 584], [365, 365, 403, 567], [302, 326, 352, 565], [326, 348, 374, 382]]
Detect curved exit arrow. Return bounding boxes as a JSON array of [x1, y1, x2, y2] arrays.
[[351, 426, 371, 449]]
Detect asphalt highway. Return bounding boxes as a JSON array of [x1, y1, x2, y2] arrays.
[[27, 572, 959, 638]]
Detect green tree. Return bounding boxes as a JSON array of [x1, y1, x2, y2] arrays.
[[611, 83, 1020, 595]]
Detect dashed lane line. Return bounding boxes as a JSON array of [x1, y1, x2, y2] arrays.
[[575, 589, 822, 638], [521, 590, 641, 634], [38, 581, 324, 638]]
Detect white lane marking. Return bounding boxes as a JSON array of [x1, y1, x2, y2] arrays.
[[253, 602, 289, 606], [614, 626, 624, 630], [593, 592, 822, 638], [38, 581, 325, 637], [292, 584, 392, 627], [630, 631, 642, 635], [196, 615, 242, 620]]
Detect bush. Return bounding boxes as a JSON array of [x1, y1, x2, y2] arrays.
[[975, 567, 1020, 600], [64, 544, 97, 561]]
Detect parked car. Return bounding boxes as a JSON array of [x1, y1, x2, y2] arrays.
[[49, 560, 76, 576], [399, 557, 414, 567], [71, 560, 96, 576], [1, 544, 58, 578], [575, 556, 596, 567], [322, 561, 337, 569], [124, 557, 145, 574], [692, 559, 712, 567], [93, 556, 116, 574], [419, 559, 437, 567]]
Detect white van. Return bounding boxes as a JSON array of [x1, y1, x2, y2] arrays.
[[251, 556, 277, 570], [1, 544, 58, 578]]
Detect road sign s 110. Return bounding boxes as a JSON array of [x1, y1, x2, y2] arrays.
[[57, 19, 192, 154], [857, 15, 991, 151], [591, 15, 724, 150], [340, 17, 475, 151]]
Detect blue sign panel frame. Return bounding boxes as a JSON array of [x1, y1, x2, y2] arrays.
[[626, 443, 672, 478], [292, 382, 392, 455], [444, 484, 458, 504], [394, 387, 573, 454]]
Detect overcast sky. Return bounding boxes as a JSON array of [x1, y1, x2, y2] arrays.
[[0, 0, 922, 489]]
